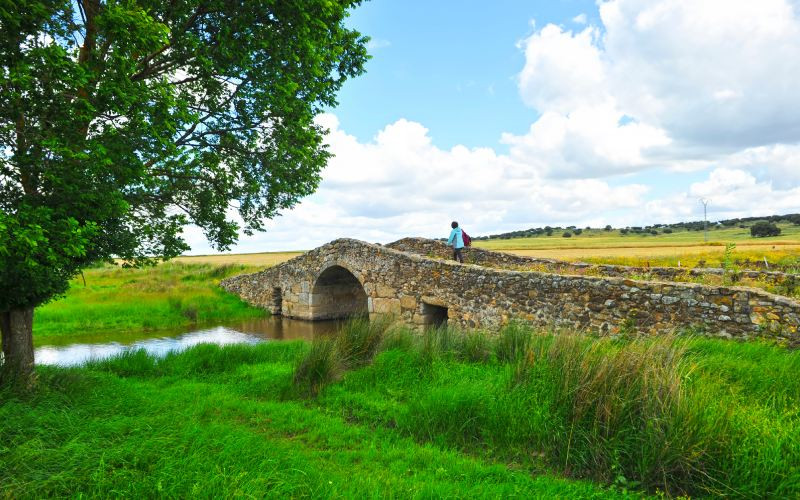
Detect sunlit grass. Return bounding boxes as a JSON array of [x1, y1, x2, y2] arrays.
[[4, 322, 798, 497], [34, 262, 268, 341]]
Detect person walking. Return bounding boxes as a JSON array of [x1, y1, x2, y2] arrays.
[[447, 221, 465, 263]]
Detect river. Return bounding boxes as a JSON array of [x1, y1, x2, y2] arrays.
[[34, 317, 341, 367]]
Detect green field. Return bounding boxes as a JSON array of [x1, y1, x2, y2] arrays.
[[3, 321, 799, 497], [33, 263, 268, 343]]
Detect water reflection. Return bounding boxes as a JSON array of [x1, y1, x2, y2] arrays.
[[35, 317, 341, 367]]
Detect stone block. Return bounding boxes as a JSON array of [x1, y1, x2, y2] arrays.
[[400, 295, 417, 310], [373, 297, 401, 315], [376, 284, 395, 298]]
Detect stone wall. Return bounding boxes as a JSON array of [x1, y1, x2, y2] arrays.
[[221, 238, 800, 341], [387, 237, 798, 288]]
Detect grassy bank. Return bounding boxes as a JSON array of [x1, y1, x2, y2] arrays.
[[34, 263, 268, 341], [3, 321, 799, 497]]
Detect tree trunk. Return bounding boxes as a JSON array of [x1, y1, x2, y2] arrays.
[[0, 307, 35, 386]]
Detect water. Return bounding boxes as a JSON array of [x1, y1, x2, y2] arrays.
[[34, 317, 341, 367]]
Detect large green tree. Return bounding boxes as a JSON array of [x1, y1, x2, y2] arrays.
[[0, 0, 368, 384]]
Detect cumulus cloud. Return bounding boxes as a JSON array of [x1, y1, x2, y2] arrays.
[[184, 1, 800, 253], [505, 0, 800, 178]]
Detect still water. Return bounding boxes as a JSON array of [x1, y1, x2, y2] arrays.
[[35, 317, 341, 367]]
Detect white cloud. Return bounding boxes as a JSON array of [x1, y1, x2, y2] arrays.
[[366, 38, 391, 51], [505, 0, 800, 178], [185, 115, 653, 253], [573, 13, 588, 25], [184, 1, 800, 253]]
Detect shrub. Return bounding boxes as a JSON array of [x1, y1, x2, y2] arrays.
[[663, 228, 673, 234], [620, 228, 629, 235], [604, 225, 612, 231], [562, 231, 572, 238], [750, 221, 781, 238], [574, 228, 583, 235]]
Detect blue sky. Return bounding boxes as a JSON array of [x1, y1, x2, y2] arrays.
[[335, 1, 598, 150], [186, 0, 800, 253]]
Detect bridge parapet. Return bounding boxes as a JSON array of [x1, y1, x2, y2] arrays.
[[220, 238, 800, 341], [387, 237, 799, 287]]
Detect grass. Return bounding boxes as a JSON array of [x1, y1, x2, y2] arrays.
[[4, 321, 799, 497], [34, 262, 269, 342], [0, 341, 631, 499]]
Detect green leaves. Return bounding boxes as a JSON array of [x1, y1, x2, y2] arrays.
[[1, 0, 369, 312]]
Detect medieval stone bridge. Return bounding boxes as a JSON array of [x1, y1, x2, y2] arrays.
[[220, 237, 800, 340]]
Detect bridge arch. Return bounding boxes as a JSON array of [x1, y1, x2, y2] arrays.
[[310, 264, 368, 320]]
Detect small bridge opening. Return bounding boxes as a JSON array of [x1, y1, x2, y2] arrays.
[[421, 302, 448, 328], [272, 287, 282, 315], [311, 266, 368, 320]]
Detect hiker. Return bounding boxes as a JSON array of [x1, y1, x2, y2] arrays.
[[447, 221, 465, 263]]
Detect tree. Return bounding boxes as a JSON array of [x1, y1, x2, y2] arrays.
[[0, 0, 369, 384], [750, 221, 781, 238]]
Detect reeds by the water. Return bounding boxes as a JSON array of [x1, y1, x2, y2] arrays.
[[292, 320, 800, 496]]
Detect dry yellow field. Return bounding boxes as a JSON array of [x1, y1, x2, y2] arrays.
[[504, 244, 800, 264], [173, 251, 303, 267]]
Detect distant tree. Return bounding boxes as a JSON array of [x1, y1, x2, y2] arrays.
[[663, 228, 673, 234], [545, 229, 553, 236], [620, 228, 629, 235], [562, 231, 572, 238], [573, 228, 583, 235], [0, 0, 369, 385], [649, 229, 658, 235], [604, 225, 612, 231], [750, 222, 781, 238]]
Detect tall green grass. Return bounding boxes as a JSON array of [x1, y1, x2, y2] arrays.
[[295, 321, 800, 497], [0, 341, 627, 498], [3, 320, 798, 497], [33, 262, 267, 340]]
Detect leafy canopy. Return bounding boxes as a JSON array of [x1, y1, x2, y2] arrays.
[[0, 0, 369, 310]]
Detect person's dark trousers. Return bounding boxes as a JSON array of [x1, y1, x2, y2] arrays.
[[453, 247, 464, 263]]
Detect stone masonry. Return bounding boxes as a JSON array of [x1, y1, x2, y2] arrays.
[[387, 237, 798, 288], [220, 238, 800, 340]]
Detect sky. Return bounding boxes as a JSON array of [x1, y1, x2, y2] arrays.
[[185, 0, 800, 254]]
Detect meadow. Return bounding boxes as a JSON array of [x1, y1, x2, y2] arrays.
[[33, 263, 268, 343], [3, 321, 799, 497]]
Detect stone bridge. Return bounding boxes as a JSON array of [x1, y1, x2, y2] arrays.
[[220, 238, 800, 340]]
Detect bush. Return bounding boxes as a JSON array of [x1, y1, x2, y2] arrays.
[[663, 228, 673, 234], [620, 228, 629, 235], [604, 225, 612, 231], [574, 228, 583, 235], [562, 231, 572, 238], [750, 221, 781, 238]]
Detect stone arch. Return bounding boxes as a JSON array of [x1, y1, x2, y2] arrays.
[[310, 265, 368, 320]]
